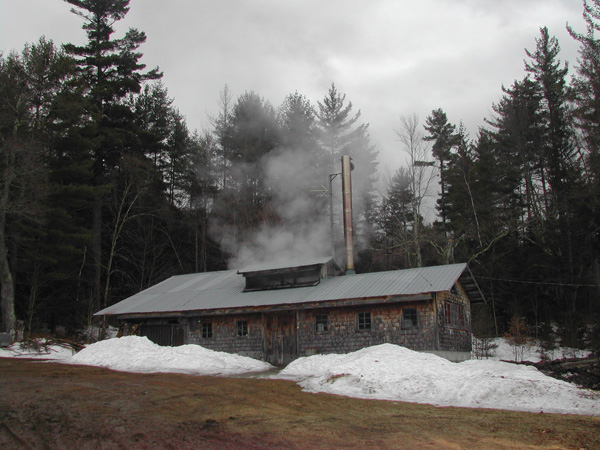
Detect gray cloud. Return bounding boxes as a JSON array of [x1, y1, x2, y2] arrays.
[[0, 0, 586, 177]]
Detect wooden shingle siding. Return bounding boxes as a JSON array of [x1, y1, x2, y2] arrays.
[[435, 282, 472, 352], [297, 302, 436, 355], [188, 314, 265, 361], [114, 263, 482, 363]]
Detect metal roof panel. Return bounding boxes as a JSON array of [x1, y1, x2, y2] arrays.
[[95, 263, 476, 316]]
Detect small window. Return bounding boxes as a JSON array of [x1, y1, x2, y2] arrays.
[[357, 312, 371, 331], [201, 321, 212, 338], [315, 313, 329, 332], [236, 320, 248, 337], [402, 308, 418, 328], [444, 302, 465, 327]]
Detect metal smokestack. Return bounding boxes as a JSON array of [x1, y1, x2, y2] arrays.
[[341, 155, 355, 275]]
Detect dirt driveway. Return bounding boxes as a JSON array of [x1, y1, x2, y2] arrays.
[[1, 358, 599, 449]]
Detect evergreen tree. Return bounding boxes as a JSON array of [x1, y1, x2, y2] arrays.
[[316, 83, 360, 169], [63, 0, 162, 314], [376, 168, 415, 269], [0, 39, 78, 334], [525, 27, 577, 217], [486, 78, 544, 225], [316, 84, 378, 264], [277, 91, 327, 222], [424, 108, 458, 234], [568, 0, 600, 176], [568, 1, 600, 340], [211, 91, 280, 258]]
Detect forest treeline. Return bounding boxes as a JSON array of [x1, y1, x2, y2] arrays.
[[1, 0, 600, 350]]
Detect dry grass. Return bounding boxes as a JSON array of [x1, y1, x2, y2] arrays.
[[0, 358, 598, 449]]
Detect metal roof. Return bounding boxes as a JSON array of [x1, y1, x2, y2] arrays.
[[237, 256, 335, 274], [95, 263, 484, 317]]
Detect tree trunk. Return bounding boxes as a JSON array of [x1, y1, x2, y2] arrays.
[[0, 139, 17, 335], [93, 196, 103, 311], [0, 223, 16, 335]]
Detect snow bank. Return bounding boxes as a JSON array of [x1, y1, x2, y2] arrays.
[[66, 335, 273, 375], [276, 343, 600, 416]]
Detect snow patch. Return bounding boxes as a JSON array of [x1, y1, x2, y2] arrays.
[[0, 339, 76, 360], [472, 337, 591, 363]]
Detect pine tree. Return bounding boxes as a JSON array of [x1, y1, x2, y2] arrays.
[[210, 91, 280, 258], [0, 38, 79, 334], [64, 0, 162, 314], [568, 1, 600, 338], [316, 83, 360, 169], [568, 0, 600, 174], [316, 84, 378, 263], [424, 108, 458, 234], [525, 27, 577, 216], [377, 168, 415, 269], [277, 91, 327, 222]]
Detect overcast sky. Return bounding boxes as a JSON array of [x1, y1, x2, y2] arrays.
[[0, 0, 587, 172]]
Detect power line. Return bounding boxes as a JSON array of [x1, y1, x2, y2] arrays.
[[476, 275, 600, 288]]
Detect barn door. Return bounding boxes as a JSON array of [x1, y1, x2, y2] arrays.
[[265, 312, 297, 366], [140, 324, 184, 347]]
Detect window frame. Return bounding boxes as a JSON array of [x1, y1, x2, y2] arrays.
[[357, 311, 372, 331], [315, 313, 329, 333], [402, 308, 418, 329], [236, 319, 248, 337], [444, 301, 465, 328], [201, 321, 213, 339]]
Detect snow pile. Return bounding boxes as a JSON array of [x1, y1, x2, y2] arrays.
[[67, 335, 273, 375], [473, 337, 591, 363], [0, 340, 76, 360], [275, 343, 600, 416]]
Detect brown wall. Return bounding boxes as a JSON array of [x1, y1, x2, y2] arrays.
[[296, 302, 436, 356], [434, 282, 472, 352], [187, 313, 265, 361], [185, 300, 445, 361], [136, 285, 473, 363]]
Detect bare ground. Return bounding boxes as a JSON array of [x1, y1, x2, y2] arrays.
[[1, 358, 599, 450]]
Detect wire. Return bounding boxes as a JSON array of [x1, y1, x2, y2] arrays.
[[475, 275, 600, 288]]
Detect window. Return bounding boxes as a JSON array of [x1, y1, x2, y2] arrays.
[[357, 312, 371, 331], [315, 313, 329, 332], [444, 302, 465, 327], [201, 321, 212, 338], [402, 308, 418, 328], [236, 320, 248, 337], [444, 302, 452, 325]]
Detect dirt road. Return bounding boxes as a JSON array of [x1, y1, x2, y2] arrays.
[[1, 358, 599, 449]]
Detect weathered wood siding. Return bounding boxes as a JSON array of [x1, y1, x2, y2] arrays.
[[171, 283, 473, 362], [184, 300, 446, 361], [187, 313, 265, 361], [296, 301, 436, 356], [435, 281, 472, 352]]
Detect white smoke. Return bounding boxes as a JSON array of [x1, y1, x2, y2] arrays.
[[211, 145, 333, 270]]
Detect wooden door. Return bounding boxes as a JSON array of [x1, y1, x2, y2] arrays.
[[140, 324, 184, 347], [265, 312, 297, 366]]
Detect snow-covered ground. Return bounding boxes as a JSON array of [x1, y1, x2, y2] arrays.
[[1, 336, 598, 416], [472, 337, 591, 363], [0, 340, 77, 360]]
